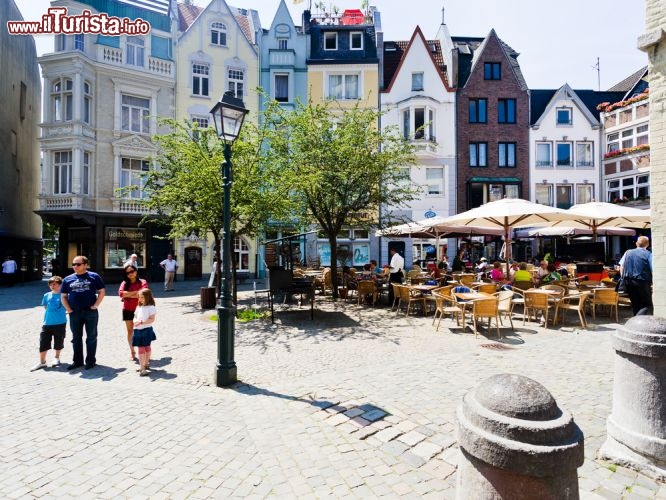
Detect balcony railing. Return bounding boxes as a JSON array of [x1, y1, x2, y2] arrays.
[[98, 46, 174, 78], [114, 199, 152, 214], [268, 49, 295, 66], [39, 195, 83, 210], [536, 160, 552, 167], [576, 160, 594, 167]]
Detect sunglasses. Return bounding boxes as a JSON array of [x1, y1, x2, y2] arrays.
[[126, 270, 136, 275], [72, 263, 84, 267]]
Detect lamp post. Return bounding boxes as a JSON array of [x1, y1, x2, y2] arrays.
[[210, 91, 249, 387]]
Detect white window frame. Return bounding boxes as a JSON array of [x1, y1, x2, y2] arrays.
[[327, 73, 359, 100], [228, 68, 244, 99], [324, 32, 338, 50], [536, 142, 552, 167], [606, 132, 620, 153], [556, 142, 572, 167], [555, 184, 573, 209], [121, 94, 150, 134], [556, 107, 572, 125], [52, 78, 73, 122], [350, 32, 363, 50], [608, 174, 650, 202], [401, 106, 435, 141], [535, 184, 553, 206], [277, 38, 288, 50], [56, 34, 66, 51], [53, 150, 73, 194], [126, 36, 145, 67], [192, 63, 210, 97], [210, 22, 227, 46], [425, 167, 444, 195], [576, 184, 593, 204], [120, 157, 150, 199], [234, 236, 250, 271], [74, 33, 84, 51], [82, 151, 90, 195], [411, 72, 424, 91], [83, 81, 92, 125], [576, 142, 593, 167]]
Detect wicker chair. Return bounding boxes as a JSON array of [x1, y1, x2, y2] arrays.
[[390, 283, 403, 311], [356, 280, 378, 306], [432, 291, 461, 331], [475, 283, 498, 294], [512, 280, 535, 292], [471, 297, 501, 338], [494, 290, 515, 329], [524, 290, 552, 328], [398, 285, 426, 316], [590, 288, 619, 322], [554, 291, 590, 329]]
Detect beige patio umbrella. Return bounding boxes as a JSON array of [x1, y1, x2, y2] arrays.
[[376, 218, 505, 238], [435, 198, 579, 276], [557, 202, 651, 240]]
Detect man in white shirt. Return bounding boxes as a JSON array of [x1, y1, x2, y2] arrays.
[[2, 255, 18, 287], [160, 254, 178, 291], [123, 254, 139, 269], [388, 248, 405, 307]]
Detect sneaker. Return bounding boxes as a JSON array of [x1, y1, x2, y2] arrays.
[[30, 362, 46, 372], [50, 358, 61, 368], [139, 370, 149, 376]]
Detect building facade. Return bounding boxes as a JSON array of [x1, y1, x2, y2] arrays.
[[37, 0, 176, 283], [379, 25, 456, 267], [0, 0, 43, 281], [453, 30, 529, 213], [174, 0, 260, 281]]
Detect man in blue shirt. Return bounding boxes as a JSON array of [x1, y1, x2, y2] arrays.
[[619, 236, 653, 316], [61, 256, 106, 370]]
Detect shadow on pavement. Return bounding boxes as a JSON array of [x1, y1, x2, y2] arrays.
[[67, 365, 127, 381]]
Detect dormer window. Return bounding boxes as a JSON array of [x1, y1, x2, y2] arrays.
[[324, 32, 337, 50], [350, 32, 363, 50]]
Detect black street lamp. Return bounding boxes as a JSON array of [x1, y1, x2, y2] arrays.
[[210, 91, 249, 387]]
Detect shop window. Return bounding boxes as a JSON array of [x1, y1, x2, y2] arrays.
[[104, 227, 147, 269]]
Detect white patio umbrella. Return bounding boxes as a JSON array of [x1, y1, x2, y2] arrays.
[[435, 198, 580, 276], [516, 226, 636, 237], [558, 202, 651, 239], [376, 218, 505, 238]]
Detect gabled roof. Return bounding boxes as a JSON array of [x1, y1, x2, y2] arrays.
[[452, 30, 527, 90], [607, 66, 648, 94], [177, 1, 259, 45], [382, 26, 450, 92], [530, 84, 600, 127], [530, 87, 626, 125]]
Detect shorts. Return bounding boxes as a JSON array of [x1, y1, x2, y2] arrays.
[[40, 323, 66, 352], [122, 309, 135, 322]]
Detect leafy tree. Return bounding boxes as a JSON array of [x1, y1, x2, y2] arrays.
[[262, 99, 420, 297], [139, 118, 293, 297]]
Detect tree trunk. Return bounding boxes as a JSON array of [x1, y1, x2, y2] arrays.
[[329, 235, 339, 299]]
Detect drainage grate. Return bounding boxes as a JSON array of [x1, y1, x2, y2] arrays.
[[479, 343, 514, 350]]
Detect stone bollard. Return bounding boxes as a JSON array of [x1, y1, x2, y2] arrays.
[[456, 373, 584, 499], [598, 316, 666, 480]]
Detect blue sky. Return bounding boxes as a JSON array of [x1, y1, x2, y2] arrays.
[[16, 0, 647, 90]]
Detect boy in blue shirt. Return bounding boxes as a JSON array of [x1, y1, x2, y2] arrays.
[[31, 276, 67, 371]]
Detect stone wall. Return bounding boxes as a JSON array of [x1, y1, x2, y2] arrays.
[[639, 2, 666, 315]]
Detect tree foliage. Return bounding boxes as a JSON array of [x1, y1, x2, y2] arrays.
[[139, 118, 294, 292], [262, 99, 420, 296]]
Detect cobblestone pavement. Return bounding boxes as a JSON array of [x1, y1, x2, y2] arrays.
[[1, 279, 664, 498]]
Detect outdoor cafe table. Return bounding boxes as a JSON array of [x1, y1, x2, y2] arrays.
[[410, 284, 439, 293], [453, 291, 494, 330]]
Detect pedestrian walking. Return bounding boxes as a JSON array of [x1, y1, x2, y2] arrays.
[[2, 255, 18, 287], [61, 256, 106, 370], [160, 254, 178, 291], [31, 276, 67, 371], [119, 264, 148, 362], [619, 235, 653, 315], [132, 288, 157, 376]]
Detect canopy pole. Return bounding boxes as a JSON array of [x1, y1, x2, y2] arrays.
[[505, 222, 511, 278]]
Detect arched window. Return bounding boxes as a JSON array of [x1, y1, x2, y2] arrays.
[[51, 78, 73, 122], [211, 22, 227, 46], [234, 236, 250, 271]]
